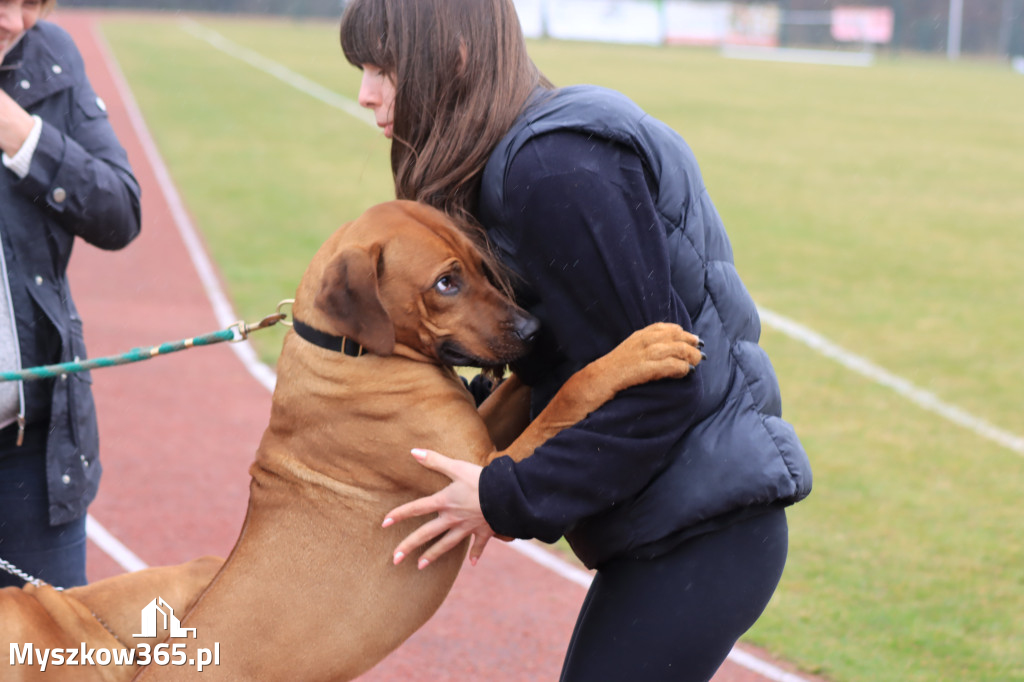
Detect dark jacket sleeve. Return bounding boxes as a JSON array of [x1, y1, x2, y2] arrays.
[[478, 131, 704, 542], [14, 26, 140, 251]]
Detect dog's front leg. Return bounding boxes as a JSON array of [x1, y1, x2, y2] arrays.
[[477, 374, 531, 451], [492, 322, 703, 463]]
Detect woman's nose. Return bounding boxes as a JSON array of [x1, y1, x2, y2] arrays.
[[358, 73, 378, 107], [357, 72, 378, 109]]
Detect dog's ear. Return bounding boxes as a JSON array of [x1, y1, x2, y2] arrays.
[[315, 244, 396, 356]]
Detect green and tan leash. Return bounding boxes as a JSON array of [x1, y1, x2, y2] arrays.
[[0, 300, 293, 384], [0, 301, 293, 593]]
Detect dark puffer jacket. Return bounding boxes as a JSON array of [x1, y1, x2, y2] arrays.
[[476, 85, 811, 568], [1, 20, 141, 525]]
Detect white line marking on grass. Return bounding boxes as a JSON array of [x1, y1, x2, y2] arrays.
[[178, 18, 377, 130], [759, 308, 1024, 456], [722, 44, 874, 67]]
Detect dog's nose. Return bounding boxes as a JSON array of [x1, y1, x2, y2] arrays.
[[514, 312, 541, 343]]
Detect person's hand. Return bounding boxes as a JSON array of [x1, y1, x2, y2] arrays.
[[382, 448, 498, 569], [0, 90, 35, 157]]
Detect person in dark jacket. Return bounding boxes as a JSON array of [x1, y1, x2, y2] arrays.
[[341, 1, 810, 679], [0, 0, 141, 588]]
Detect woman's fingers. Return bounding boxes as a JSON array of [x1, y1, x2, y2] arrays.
[[381, 451, 472, 525], [389, 498, 484, 568], [382, 491, 445, 528], [409, 447, 459, 476], [383, 447, 493, 570], [391, 516, 449, 565], [468, 531, 493, 567], [415, 525, 477, 570]]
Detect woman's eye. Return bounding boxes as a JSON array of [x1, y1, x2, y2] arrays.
[[435, 276, 458, 295]]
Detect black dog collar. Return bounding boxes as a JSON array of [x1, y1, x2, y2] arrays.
[[292, 319, 366, 357]]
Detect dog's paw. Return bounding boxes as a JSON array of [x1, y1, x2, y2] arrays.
[[621, 323, 706, 378]]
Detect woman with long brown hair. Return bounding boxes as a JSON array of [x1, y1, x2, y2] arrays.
[[341, 1, 811, 679]]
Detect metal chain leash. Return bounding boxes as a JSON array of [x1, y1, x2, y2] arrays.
[[0, 556, 131, 645], [0, 556, 62, 590]]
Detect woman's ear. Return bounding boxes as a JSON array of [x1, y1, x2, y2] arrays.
[[457, 39, 468, 76]]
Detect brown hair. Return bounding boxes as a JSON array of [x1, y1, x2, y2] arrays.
[[340, 0, 552, 229]]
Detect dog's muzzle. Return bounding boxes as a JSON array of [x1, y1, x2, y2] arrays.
[[437, 309, 540, 368]]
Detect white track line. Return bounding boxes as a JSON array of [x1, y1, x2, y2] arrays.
[[84, 515, 148, 573], [91, 23, 278, 395], [508, 539, 594, 589], [87, 17, 1015, 682], [758, 309, 1024, 456]]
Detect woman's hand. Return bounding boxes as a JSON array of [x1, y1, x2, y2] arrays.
[[383, 448, 498, 570], [0, 90, 35, 158]]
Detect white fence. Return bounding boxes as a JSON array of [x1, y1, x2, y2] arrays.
[[513, 0, 895, 48], [512, 0, 1024, 59]]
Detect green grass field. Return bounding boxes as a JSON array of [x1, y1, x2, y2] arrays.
[[97, 13, 1024, 681]]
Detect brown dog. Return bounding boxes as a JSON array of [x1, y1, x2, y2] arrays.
[[0, 201, 703, 680]]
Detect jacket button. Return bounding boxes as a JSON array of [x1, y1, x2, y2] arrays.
[[95, 97, 107, 112], [51, 64, 62, 74], [52, 187, 67, 203], [34, 275, 43, 285], [60, 373, 68, 381], [19, 80, 30, 89], [61, 474, 71, 485]]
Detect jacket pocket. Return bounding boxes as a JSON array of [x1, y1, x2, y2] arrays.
[[74, 87, 109, 123]]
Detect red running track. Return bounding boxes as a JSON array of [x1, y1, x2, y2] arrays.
[[55, 10, 814, 682]]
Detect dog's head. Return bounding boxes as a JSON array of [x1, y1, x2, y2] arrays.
[[293, 201, 538, 369]]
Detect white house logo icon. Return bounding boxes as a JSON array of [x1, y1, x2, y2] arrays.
[[133, 597, 197, 639]]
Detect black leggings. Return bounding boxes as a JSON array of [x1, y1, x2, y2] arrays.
[[560, 508, 788, 682]]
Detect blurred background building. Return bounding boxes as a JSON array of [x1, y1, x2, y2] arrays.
[[58, 0, 1024, 59]]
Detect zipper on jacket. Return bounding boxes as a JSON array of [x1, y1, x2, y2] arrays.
[[0, 243, 26, 446]]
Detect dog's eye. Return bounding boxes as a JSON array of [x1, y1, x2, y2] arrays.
[[434, 275, 459, 296]]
